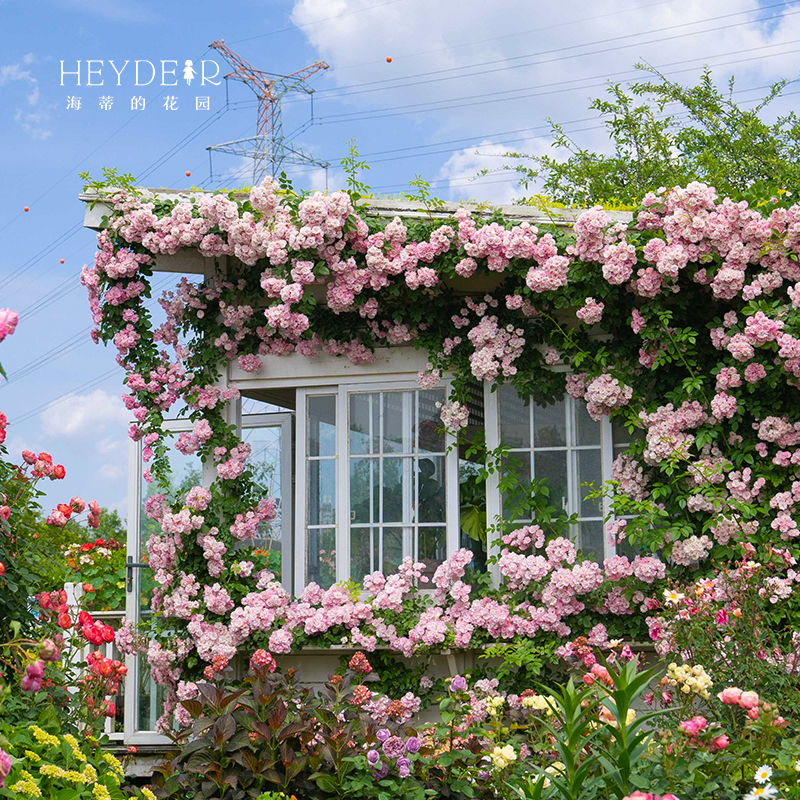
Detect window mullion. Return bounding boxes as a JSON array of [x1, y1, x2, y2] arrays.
[[601, 415, 615, 559], [483, 383, 501, 587], [336, 385, 349, 584]]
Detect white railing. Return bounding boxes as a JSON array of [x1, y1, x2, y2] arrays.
[[64, 583, 126, 741]]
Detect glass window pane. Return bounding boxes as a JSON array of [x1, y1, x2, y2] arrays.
[[612, 417, 644, 447], [575, 401, 601, 446], [350, 458, 376, 524], [382, 392, 408, 453], [418, 526, 446, 580], [306, 527, 336, 589], [350, 527, 374, 583], [137, 654, 168, 732], [418, 389, 445, 453], [417, 455, 446, 523], [534, 450, 568, 512], [533, 399, 567, 447], [578, 449, 603, 517], [579, 519, 604, 562], [501, 453, 531, 519], [499, 385, 529, 448], [141, 442, 202, 561], [350, 393, 378, 455], [382, 527, 404, 575], [308, 459, 336, 526], [308, 395, 336, 457], [243, 424, 284, 576], [382, 457, 406, 523]]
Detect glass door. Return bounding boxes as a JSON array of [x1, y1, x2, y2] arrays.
[[123, 412, 293, 743]]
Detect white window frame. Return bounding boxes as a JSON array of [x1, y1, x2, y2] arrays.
[[484, 381, 617, 582], [238, 411, 295, 593], [294, 381, 459, 590]]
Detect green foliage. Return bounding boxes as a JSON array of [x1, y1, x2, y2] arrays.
[[79, 166, 140, 197], [480, 638, 557, 693], [495, 67, 800, 206], [341, 139, 371, 203]]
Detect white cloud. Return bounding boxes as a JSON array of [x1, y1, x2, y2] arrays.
[[291, 0, 800, 192], [434, 136, 555, 203], [1, 56, 52, 137], [41, 388, 129, 438]]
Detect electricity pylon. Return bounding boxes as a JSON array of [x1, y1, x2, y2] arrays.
[[207, 40, 330, 183]]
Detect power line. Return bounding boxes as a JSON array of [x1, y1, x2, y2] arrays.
[[3, 277, 176, 387], [0, 105, 231, 301], [325, 0, 677, 74], [314, 42, 800, 124], [309, 1, 798, 100]]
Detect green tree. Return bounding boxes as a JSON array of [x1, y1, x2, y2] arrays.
[[496, 66, 800, 207]]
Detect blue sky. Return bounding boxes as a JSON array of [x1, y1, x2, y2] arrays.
[[0, 0, 798, 518]]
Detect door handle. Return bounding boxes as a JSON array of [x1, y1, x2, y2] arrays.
[[126, 555, 150, 593]]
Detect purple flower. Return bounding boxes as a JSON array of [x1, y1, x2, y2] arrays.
[[367, 749, 380, 766], [450, 675, 467, 692], [397, 756, 411, 778], [373, 761, 389, 779], [405, 736, 421, 754], [376, 728, 391, 742], [382, 736, 405, 759]]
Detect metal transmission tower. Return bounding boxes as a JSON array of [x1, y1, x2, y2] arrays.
[[207, 40, 330, 184]]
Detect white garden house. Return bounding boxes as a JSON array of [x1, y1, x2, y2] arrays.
[[81, 191, 635, 749]]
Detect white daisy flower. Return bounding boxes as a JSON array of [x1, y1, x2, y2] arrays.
[[744, 785, 778, 800], [754, 765, 773, 785]]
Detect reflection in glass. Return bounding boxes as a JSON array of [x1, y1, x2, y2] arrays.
[[578, 449, 603, 517], [417, 456, 445, 523], [533, 399, 567, 447], [382, 527, 403, 575], [575, 400, 601, 446], [534, 450, 568, 512], [418, 526, 446, 579], [350, 458, 376, 525], [579, 519, 605, 561], [243, 423, 284, 578], [499, 385, 529, 448], [418, 390, 445, 453], [308, 395, 336, 457], [307, 527, 336, 588], [350, 393, 378, 455], [308, 459, 336, 526]]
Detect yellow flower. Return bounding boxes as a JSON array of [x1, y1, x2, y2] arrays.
[[39, 764, 67, 779], [102, 753, 124, 777], [24, 750, 41, 762], [29, 726, 60, 748], [486, 696, 505, 716], [93, 785, 112, 800], [83, 763, 98, 783], [64, 770, 89, 785], [140, 788, 157, 800], [10, 770, 43, 797], [489, 745, 517, 769], [521, 693, 554, 714], [63, 733, 87, 762]]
